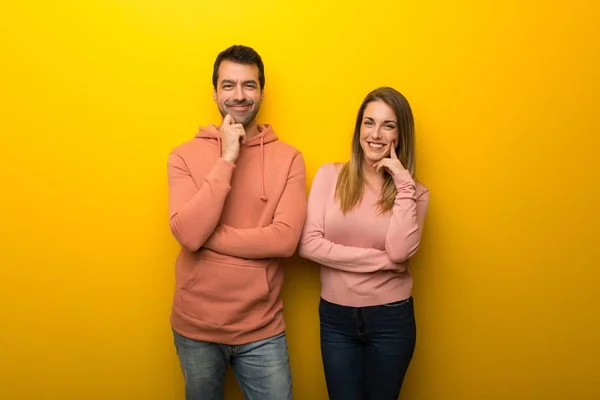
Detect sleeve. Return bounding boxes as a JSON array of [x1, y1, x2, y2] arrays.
[[298, 164, 404, 273], [202, 152, 307, 259], [384, 169, 430, 262], [167, 153, 235, 252]]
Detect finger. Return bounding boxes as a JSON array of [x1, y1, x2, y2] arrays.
[[389, 141, 399, 160], [234, 126, 246, 138], [223, 114, 233, 126]]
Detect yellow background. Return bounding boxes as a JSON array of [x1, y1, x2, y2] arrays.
[[1, 1, 599, 399]]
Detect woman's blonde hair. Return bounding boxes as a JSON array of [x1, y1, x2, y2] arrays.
[[335, 87, 416, 214]]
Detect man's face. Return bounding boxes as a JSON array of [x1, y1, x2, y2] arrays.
[[213, 60, 263, 126]]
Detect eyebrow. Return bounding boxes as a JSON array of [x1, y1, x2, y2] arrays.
[[220, 79, 257, 86], [364, 116, 397, 124]]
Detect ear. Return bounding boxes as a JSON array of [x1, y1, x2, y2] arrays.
[[260, 91, 264, 103], [213, 88, 217, 103]]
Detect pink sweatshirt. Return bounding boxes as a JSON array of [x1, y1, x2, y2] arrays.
[[298, 163, 430, 307], [167, 124, 307, 345]]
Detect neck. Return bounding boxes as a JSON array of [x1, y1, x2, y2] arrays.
[[361, 159, 385, 188], [244, 119, 261, 139], [361, 159, 383, 176]]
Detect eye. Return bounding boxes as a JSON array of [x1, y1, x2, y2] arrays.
[[222, 84, 233, 90], [245, 83, 256, 89], [385, 124, 397, 130], [363, 120, 374, 126]]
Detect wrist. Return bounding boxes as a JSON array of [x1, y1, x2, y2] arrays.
[[222, 154, 237, 164], [392, 169, 415, 188], [392, 168, 412, 180]]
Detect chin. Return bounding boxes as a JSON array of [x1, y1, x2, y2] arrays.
[[362, 156, 379, 167], [230, 114, 248, 125], [364, 151, 384, 162]]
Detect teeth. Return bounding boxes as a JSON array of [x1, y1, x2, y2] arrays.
[[369, 143, 384, 149]]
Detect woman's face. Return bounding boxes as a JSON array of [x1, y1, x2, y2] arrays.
[[359, 100, 399, 166]]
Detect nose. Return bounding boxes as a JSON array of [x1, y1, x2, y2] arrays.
[[371, 125, 382, 139], [233, 85, 244, 101]]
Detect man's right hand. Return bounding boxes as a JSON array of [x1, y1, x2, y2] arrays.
[[219, 114, 246, 163]]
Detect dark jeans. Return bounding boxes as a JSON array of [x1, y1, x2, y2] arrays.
[[319, 297, 416, 400]]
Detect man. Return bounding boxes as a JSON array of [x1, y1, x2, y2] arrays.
[[166, 45, 306, 400]]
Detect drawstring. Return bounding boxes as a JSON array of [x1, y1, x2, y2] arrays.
[[215, 133, 221, 154], [215, 128, 267, 202], [260, 136, 267, 202]]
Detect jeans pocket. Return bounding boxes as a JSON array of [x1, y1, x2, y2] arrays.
[[319, 298, 353, 329]]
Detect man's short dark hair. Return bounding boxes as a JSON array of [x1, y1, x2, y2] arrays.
[[212, 45, 265, 90]]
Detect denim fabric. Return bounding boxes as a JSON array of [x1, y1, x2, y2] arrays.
[[319, 297, 416, 400], [173, 330, 292, 400]]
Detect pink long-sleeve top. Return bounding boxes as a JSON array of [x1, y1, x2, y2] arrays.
[[298, 163, 430, 307]]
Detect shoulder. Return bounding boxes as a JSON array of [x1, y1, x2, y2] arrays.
[[305, 163, 341, 197], [167, 138, 221, 177], [315, 162, 344, 181], [268, 141, 307, 178], [320, 161, 345, 174], [167, 140, 194, 167], [270, 140, 304, 159], [169, 138, 205, 160], [308, 162, 346, 192]]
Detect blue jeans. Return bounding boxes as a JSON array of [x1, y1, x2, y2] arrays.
[[173, 330, 292, 400], [319, 297, 416, 400]]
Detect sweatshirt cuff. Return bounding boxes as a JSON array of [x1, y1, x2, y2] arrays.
[[392, 169, 415, 188], [211, 157, 236, 186]]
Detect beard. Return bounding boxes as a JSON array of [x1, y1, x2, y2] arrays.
[[218, 100, 260, 127]]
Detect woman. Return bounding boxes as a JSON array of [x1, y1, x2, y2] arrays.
[[298, 86, 430, 399]]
